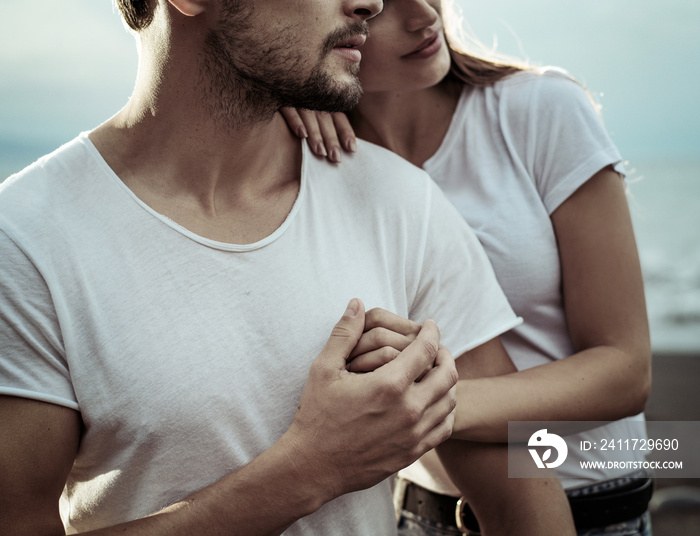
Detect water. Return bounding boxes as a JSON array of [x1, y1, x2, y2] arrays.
[[627, 161, 700, 353]]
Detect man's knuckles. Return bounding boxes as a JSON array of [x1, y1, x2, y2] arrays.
[[416, 336, 439, 361]]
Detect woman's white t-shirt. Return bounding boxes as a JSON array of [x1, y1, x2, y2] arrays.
[[401, 69, 647, 493]]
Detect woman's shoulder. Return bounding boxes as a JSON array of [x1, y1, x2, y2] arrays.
[[487, 67, 595, 111], [493, 66, 582, 90], [457, 67, 600, 136]]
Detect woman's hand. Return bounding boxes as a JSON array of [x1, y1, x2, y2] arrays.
[[280, 108, 357, 163], [348, 308, 423, 373]]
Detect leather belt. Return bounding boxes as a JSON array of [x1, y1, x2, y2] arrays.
[[399, 477, 653, 533], [400, 481, 477, 533], [568, 476, 654, 530]]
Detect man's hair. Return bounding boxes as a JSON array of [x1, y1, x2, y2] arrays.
[[115, 0, 155, 31]]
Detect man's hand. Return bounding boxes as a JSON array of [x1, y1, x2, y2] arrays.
[[285, 300, 458, 500], [0, 302, 456, 535]]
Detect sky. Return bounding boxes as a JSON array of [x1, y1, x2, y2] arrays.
[[1, 0, 699, 176], [459, 0, 700, 164]]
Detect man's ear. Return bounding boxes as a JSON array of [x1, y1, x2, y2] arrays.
[[168, 0, 208, 17]]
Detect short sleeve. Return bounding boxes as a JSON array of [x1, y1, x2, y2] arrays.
[[408, 180, 522, 359], [0, 230, 78, 409], [505, 70, 625, 214]]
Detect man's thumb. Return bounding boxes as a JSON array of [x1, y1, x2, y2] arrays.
[[320, 299, 365, 365]]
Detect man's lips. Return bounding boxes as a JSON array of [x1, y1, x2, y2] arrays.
[[332, 34, 367, 63], [335, 35, 367, 49], [403, 32, 442, 58]]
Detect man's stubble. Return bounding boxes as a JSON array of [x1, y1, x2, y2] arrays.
[[200, 3, 366, 130]]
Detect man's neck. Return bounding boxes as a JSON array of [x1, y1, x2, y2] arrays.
[[90, 91, 302, 245]]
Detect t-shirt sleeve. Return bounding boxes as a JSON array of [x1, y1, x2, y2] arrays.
[[0, 230, 78, 409], [506, 70, 625, 214], [408, 179, 522, 359]]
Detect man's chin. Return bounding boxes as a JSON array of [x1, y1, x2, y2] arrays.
[[298, 61, 362, 112], [279, 77, 362, 114]]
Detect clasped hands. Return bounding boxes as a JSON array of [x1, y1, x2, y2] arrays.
[[348, 306, 435, 376], [285, 299, 457, 502]]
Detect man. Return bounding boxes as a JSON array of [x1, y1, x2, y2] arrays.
[[0, 1, 574, 534]]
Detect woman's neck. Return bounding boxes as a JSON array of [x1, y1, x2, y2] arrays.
[[350, 78, 462, 167]]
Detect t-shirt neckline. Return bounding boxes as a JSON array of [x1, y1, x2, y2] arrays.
[[79, 132, 307, 252]]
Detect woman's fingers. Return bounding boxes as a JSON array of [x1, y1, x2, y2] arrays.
[[350, 326, 415, 359], [347, 309, 425, 373], [347, 347, 401, 373], [281, 108, 356, 163], [279, 107, 308, 139], [364, 308, 421, 338], [332, 112, 357, 153], [301, 110, 345, 162], [296, 109, 327, 158], [317, 112, 344, 163]]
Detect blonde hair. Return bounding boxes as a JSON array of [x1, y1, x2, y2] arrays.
[[441, 0, 529, 87], [441, 2, 603, 122]]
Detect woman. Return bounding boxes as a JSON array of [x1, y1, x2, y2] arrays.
[[282, 1, 653, 535]]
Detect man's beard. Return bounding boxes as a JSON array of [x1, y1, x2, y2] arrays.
[[200, 7, 366, 130]]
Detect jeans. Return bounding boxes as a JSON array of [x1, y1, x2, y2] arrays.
[[397, 510, 652, 536]]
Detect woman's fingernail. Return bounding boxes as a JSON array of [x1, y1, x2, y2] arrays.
[[347, 138, 357, 152], [316, 143, 327, 157], [330, 147, 342, 163], [298, 125, 308, 138]]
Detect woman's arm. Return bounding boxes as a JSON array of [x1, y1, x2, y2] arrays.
[[451, 167, 651, 441], [350, 311, 577, 535], [436, 440, 576, 535], [350, 167, 650, 442]]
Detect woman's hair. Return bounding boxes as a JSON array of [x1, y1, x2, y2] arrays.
[[442, 0, 529, 87], [441, 2, 602, 118], [114, 0, 155, 32]]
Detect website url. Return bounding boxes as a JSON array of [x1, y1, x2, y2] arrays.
[[580, 460, 683, 470]]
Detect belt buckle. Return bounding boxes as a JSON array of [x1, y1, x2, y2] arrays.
[[454, 497, 470, 534]]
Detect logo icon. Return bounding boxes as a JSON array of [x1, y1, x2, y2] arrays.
[[528, 429, 568, 469]]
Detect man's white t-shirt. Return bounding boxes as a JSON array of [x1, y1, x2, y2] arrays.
[[403, 69, 647, 493], [0, 135, 520, 534]]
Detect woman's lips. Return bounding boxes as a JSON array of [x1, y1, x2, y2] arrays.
[[403, 33, 443, 59]]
